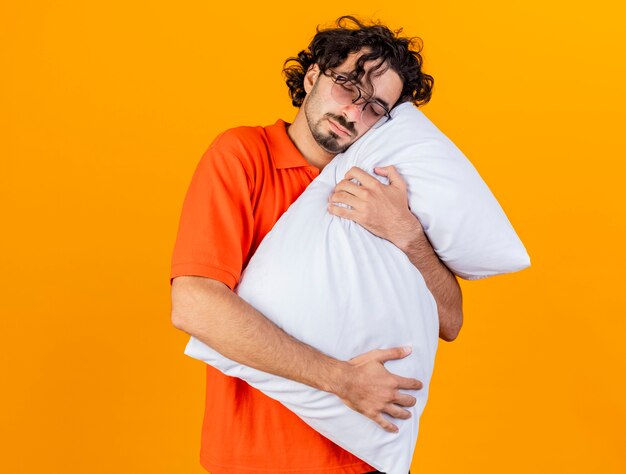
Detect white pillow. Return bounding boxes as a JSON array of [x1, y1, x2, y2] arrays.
[[185, 102, 530, 474], [340, 101, 530, 280]]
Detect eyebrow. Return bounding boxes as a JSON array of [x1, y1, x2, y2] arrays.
[[373, 97, 391, 111]]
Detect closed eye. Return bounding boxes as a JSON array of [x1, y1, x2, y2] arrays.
[[366, 102, 386, 117]]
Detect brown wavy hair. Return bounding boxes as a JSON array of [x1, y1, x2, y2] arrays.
[[283, 16, 434, 109]]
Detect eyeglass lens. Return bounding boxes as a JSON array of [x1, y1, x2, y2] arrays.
[[331, 82, 388, 127]]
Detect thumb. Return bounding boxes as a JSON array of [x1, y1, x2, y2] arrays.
[[374, 165, 403, 186], [373, 165, 393, 176], [378, 346, 412, 363]]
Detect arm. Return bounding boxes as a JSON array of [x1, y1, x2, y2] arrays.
[[392, 214, 463, 342], [171, 275, 422, 433], [328, 165, 463, 341], [172, 136, 421, 432]]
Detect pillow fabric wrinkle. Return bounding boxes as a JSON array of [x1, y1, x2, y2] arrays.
[[185, 102, 530, 474]]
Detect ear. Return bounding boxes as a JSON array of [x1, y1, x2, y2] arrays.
[[303, 63, 320, 94]]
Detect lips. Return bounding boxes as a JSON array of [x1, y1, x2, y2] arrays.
[[328, 118, 352, 137]]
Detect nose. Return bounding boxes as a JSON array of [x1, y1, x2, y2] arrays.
[[341, 102, 363, 125]]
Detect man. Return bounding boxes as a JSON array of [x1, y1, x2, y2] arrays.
[[171, 16, 462, 474]]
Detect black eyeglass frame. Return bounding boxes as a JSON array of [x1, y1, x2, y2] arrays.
[[324, 69, 393, 128]]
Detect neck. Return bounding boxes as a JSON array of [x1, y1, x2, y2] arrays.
[[287, 109, 335, 171]]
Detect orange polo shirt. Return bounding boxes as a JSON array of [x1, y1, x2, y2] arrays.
[[170, 120, 375, 474]]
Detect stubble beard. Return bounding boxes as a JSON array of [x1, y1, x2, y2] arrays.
[[309, 116, 351, 154], [304, 84, 355, 154]]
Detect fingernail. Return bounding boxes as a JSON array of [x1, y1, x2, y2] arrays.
[[403, 346, 412, 354]]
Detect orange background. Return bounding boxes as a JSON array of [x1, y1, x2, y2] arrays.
[[2, 1, 625, 473]]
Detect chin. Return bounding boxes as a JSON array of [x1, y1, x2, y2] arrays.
[[310, 127, 349, 154], [321, 136, 352, 154]]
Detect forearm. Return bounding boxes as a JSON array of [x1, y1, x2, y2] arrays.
[[172, 275, 423, 432], [171, 275, 344, 392], [395, 217, 463, 341], [328, 165, 463, 340]]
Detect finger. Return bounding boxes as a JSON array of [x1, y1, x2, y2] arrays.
[[330, 191, 361, 209], [384, 404, 412, 420], [344, 166, 381, 189], [327, 202, 356, 220], [395, 375, 423, 391], [393, 393, 417, 408], [373, 165, 394, 176], [349, 347, 387, 364], [377, 346, 412, 362], [374, 414, 399, 433], [374, 165, 406, 188], [334, 179, 368, 199]]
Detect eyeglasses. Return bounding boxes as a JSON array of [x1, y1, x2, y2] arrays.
[[325, 69, 392, 128]]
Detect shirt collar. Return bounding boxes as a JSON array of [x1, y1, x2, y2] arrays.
[[266, 119, 319, 172]]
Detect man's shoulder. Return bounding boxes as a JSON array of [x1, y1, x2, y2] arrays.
[[202, 122, 282, 177], [210, 123, 276, 156]]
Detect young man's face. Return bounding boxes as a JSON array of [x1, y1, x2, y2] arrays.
[[302, 51, 404, 154]]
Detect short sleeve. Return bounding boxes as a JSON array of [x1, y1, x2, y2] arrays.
[[170, 132, 255, 290]]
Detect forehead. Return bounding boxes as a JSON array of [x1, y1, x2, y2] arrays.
[[332, 51, 403, 108]]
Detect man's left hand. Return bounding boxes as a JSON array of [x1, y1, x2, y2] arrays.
[[327, 165, 423, 250], [327, 165, 464, 342]]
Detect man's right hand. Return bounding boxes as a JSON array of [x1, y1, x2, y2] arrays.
[[172, 277, 422, 434], [332, 346, 422, 433]]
